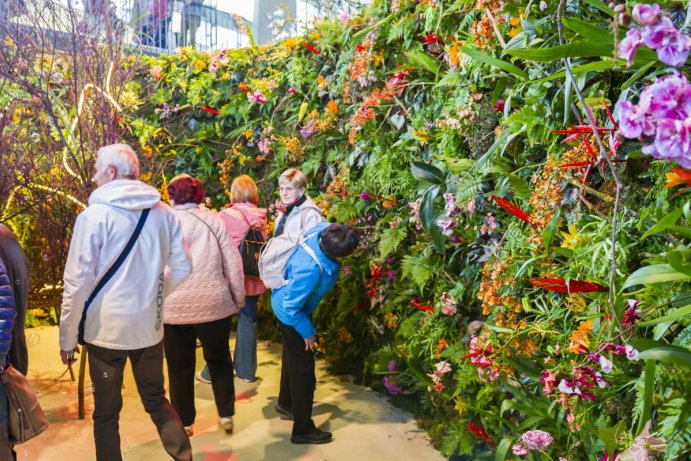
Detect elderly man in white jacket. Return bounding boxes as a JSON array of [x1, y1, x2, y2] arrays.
[[59, 143, 193, 461]]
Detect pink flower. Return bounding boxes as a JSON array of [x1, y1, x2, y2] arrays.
[[642, 18, 691, 66], [288, 87, 296, 94], [618, 421, 666, 461], [540, 369, 558, 395], [632, 3, 661, 25], [521, 430, 554, 450], [439, 292, 457, 315], [247, 90, 266, 104], [618, 28, 643, 67], [617, 101, 645, 138], [512, 443, 529, 456], [436, 219, 457, 236]]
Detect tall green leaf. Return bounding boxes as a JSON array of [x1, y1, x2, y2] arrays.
[[641, 208, 683, 239], [622, 264, 691, 289], [405, 50, 439, 76], [505, 41, 612, 62], [460, 47, 528, 80], [412, 162, 445, 184]]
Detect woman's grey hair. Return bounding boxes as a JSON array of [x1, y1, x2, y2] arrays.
[[96, 144, 140, 179]]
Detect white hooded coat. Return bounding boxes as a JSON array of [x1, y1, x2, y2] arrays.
[[59, 179, 192, 351]]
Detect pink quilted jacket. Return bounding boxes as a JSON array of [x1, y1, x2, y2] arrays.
[[164, 204, 246, 324], [219, 203, 267, 296]]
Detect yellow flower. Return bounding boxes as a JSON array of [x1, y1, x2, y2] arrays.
[[566, 295, 586, 313], [560, 224, 584, 250], [454, 397, 466, 417], [193, 60, 206, 71], [4, 35, 13, 47], [243, 129, 254, 139]]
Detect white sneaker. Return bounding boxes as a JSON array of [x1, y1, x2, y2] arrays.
[[195, 371, 211, 384], [184, 425, 193, 437], [219, 416, 233, 434]]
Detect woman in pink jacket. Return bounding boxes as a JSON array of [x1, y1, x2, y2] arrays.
[[219, 175, 266, 383], [218, 175, 267, 382], [164, 174, 245, 436]]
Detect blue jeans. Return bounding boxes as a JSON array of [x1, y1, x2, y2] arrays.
[[234, 295, 259, 380]]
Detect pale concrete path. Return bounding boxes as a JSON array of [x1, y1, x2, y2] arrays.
[[17, 326, 443, 461]]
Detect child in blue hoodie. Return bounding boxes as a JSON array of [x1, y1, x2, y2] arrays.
[[271, 222, 359, 444]]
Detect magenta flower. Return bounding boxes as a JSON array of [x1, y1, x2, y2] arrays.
[[387, 360, 397, 372], [632, 3, 660, 25], [436, 219, 456, 236], [383, 375, 403, 394], [247, 90, 266, 104], [360, 192, 371, 201], [617, 101, 645, 138], [521, 430, 554, 450], [618, 28, 643, 67], [642, 18, 691, 66]]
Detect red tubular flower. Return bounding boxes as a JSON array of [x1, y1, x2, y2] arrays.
[[199, 105, 219, 115], [410, 298, 434, 312], [302, 41, 321, 55], [491, 195, 532, 224]]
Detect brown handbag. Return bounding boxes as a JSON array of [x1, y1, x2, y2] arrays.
[[0, 364, 49, 444]]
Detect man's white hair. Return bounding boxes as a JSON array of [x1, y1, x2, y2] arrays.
[[96, 143, 140, 179]]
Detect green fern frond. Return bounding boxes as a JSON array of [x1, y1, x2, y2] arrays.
[[378, 226, 408, 258]]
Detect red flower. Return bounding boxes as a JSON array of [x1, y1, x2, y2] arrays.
[[491, 195, 532, 224], [423, 34, 444, 45], [199, 105, 219, 115], [493, 99, 505, 112], [529, 277, 608, 293], [302, 41, 321, 55]]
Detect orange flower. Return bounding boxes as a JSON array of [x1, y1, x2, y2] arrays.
[[238, 82, 249, 92], [327, 99, 339, 115], [567, 320, 593, 354]]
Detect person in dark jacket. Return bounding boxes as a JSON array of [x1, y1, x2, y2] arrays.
[[271, 222, 359, 445], [0, 257, 17, 460], [0, 224, 29, 375]]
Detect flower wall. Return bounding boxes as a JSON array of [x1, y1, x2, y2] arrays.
[[126, 0, 691, 459]]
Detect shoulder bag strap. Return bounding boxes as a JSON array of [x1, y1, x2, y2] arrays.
[[78, 208, 151, 345], [184, 210, 239, 306], [184, 209, 222, 251]]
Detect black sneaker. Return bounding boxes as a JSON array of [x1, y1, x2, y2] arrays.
[[291, 428, 333, 445], [274, 403, 294, 421]]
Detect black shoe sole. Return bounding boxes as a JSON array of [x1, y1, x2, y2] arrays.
[[290, 435, 333, 444]]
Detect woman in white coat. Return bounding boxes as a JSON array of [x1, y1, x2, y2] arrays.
[[164, 174, 245, 436], [273, 168, 323, 238]]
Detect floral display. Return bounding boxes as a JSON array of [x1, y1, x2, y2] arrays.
[[3, 1, 690, 460]]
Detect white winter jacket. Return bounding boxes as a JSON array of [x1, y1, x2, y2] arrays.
[[163, 204, 245, 324], [59, 180, 192, 351], [274, 196, 324, 237]]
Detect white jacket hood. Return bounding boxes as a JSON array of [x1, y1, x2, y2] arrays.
[[89, 179, 162, 211]]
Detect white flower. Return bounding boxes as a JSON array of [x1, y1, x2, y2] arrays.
[[599, 355, 613, 373], [625, 345, 639, 360]]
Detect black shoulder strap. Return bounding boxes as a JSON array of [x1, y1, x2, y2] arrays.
[[78, 208, 151, 345]]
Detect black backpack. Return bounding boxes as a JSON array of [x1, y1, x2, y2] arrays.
[[238, 225, 265, 277]]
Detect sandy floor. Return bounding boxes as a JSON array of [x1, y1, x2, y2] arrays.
[[15, 326, 443, 461]]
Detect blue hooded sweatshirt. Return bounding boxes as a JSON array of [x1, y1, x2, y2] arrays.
[[271, 222, 340, 339]]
